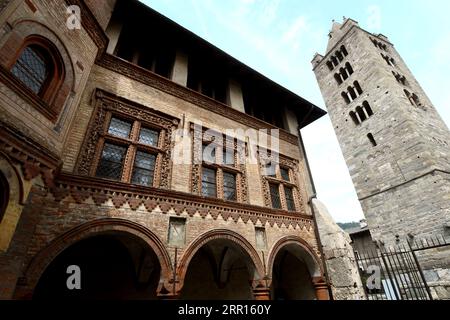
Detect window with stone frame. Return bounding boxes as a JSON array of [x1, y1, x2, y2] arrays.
[[76, 90, 178, 189], [260, 154, 303, 213], [191, 124, 248, 203]]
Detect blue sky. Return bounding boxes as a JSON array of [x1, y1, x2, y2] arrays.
[[140, 0, 450, 223]]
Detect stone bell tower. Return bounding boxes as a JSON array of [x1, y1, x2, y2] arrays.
[[311, 18, 450, 245]]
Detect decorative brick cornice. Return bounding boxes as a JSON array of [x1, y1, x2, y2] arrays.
[[0, 119, 61, 184], [51, 173, 314, 230], [96, 54, 299, 145]]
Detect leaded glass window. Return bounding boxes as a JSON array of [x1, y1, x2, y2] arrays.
[[202, 167, 217, 197], [202, 144, 216, 164], [108, 117, 132, 138], [223, 148, 235, 166], [139, 127, 159, 147], [223, 172, 237, 201], [269, 183, 282, 209], [96, 143, 127, 180], [285, 187, 296, 212], [131, 151, 156, 186], [280, 167, 290, 182], [11, 46, 49, 95]]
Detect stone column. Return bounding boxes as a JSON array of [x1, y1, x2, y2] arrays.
[[313, 277, 331, 300], [227, 79, 246, 113], [171, 51, 189, 86]]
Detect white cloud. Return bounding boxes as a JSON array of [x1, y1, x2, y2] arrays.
[[282, 16, 307, 44]]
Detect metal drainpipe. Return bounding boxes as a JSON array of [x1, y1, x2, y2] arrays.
[[297, 126, 334, 300]]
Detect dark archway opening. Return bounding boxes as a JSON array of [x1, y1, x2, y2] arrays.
[[271, 248, 316, 300], [0, 171, 9, 223], [180, 239, 256, 300], [33, 233, 161, 300]]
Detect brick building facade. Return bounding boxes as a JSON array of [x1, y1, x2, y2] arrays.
[[0, 0, 330, 300]]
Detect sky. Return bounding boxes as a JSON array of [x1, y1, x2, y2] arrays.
[[140, 0, 450, 223]]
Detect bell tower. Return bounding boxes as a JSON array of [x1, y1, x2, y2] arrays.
[[312, 18, 450, 244]]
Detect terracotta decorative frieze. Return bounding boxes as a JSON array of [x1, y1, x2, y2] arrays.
[[0, 119, 60, 186], [51, 173, 314, 231]]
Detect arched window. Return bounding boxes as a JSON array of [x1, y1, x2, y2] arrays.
[[336, 50, 344, 62], [334, 73, 343, 85], [349, 111, 359, 125], [389, 57, 396, 66], [348, 86, 357, 100], [367, 133, 377, 147], [363, 101, 374, 117], [345, 62, 353, 76], [412, 93, 421, 107], [354, 81, 363, 95], [340, 68, 348, 81], [341, 45, 348, 57], [10, 36, 65, 113], [356, 106, 367, 122], [404, 89, 415, 106], [326, 61, 334, 71], [342, 92, 350, 104], [331, 56, 339, 67], [0, 172, 9, 223]]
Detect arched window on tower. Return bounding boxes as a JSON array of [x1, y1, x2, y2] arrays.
[[348, 86, 357, 100], [331, 56, 339, 67], [404, 89, 416, 106], [336, 50, 344, 62], [341, 45, 348, 57], [349, 111, 359, 125], [412, 93, 422, 107], [9, 36, 65, 118], [341, 67, 349, 81], [367, 133, 377, 147], [356, 106, 367, 122], [363, 101, 374, 117], [334, 73, 343, 85], [354, 81, 363, 95], [345, 62, 354, 76], [342, 92, 350, 104], [327, 61, 334, 71], [0, 172, 9, 224]]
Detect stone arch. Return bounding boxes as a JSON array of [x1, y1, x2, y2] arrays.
[[177, 229, 265, 289], [18, 218, 172, 298], [267, 236, 323, 279], [0, 152, 25, 251]]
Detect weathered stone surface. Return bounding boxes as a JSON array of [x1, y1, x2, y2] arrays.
[[313, 18, 450, 299], [313, 199, 366, 300]]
